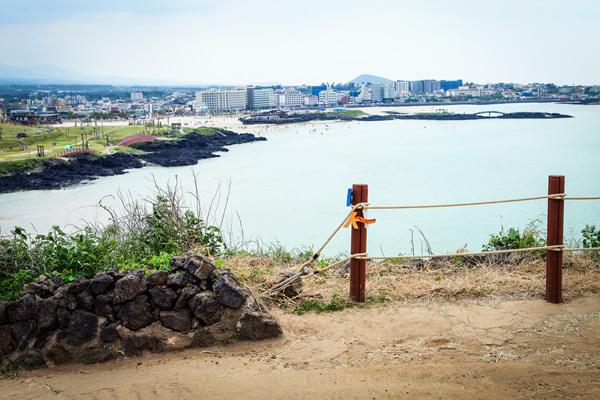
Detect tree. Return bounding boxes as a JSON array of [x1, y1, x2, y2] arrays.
[[0, 126, 3, 140]]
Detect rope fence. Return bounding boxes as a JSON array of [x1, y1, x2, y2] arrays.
[[274, 176, 600, 304]]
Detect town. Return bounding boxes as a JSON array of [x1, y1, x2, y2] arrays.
[[1, 76, 599, 125]]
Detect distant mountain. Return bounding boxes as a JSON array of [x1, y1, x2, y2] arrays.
[[0, 63, 96, 84], [349, 74, 392, 85], [0, 63, 214, 86]]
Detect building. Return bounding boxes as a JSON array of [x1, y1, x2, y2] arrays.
[[370, 84, 384, 102], [275, 89, 304, 108], [304, 95, 319, 106], [196, 88, 248, 111], [382, 82, 396, 100], [394, 80, 410, 95], [252, 88, 275, 109], [440, 80, 463, 91], [130, 91, 144, 101], [318, 89, 342, 105], [9, 110, 61, 125], [410, 80, 441, 94]]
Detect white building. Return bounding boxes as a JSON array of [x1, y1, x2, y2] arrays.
[[318, 89, 342, 105], [382, 82, 397, 100], [277, 89, 304, 108], [394, 80, 410, 95], [253, 88, 275, 109], [196, 88, 248, 111], [370, 84, 384, 102], [130, 91, 144, 101], [304, 95, 319, 106]]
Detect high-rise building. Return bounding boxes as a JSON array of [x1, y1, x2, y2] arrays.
[[252, 88, 275, 109], [410, 80, 441, 94], [394, 81, 410, 95], [440, 80, 463, 91], [277, 89, 304, 108], [196, 88, 248, 111], [382, 82, 396, 100], [370, 84, 384, 102]]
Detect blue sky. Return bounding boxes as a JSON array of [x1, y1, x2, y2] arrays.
[[0, 0, 598, 85]]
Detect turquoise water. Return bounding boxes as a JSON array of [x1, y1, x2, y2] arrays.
[[1, 102, 599, 256]]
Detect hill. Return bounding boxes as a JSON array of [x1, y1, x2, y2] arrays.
[[349, 74, 392, 85]]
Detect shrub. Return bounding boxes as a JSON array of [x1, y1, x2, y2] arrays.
[[582, 225, 600, 259], [483, 221, 544, 251], [0, 191, 225, 300]]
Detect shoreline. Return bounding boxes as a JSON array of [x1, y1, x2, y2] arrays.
[[0, 129, 265, 194], [240, 110, 573, 125]]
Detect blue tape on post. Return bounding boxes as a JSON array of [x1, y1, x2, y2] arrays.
[[346, 188, 353, 206]]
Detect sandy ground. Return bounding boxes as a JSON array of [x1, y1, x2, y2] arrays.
[[1, 295, 599, 399]]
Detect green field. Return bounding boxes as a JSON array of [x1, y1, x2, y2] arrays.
[[0, 121, 168, 174], [321, 109, 366, 118], [0, 122, 225, 175]]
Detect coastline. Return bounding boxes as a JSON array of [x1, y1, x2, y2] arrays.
[[0, 129, 265, 194]]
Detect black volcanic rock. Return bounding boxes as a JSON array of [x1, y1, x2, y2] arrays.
[[89, 272, 114, 295], [0, 130, 266, 194], [117, 296, 153, 331]]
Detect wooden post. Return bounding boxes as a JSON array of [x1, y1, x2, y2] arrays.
[[350, 184, 368, 302], [546, 175, 565, 304]]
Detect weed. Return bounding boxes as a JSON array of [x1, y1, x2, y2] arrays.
[[292, 295, 352, 315]]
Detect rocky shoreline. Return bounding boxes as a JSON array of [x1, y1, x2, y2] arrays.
[[0, 129, 266, 194], [240, 111, 573, 125]]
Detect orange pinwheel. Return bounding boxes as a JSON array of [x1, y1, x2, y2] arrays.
[[344, 211, 376, 230]]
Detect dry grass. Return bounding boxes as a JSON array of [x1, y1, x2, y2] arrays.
[[222, 253, 600, 309]]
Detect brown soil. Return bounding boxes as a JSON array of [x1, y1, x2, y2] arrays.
[[2, 295, 599, 399]]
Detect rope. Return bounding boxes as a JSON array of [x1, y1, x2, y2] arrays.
[[291, 192, 600, 277], [265, 253, 366, 296], [319, 246, 600, 270], [352, 194, 567, 211], [564, 196, 600, 201], [296, 208, 354, 272], [562, 246, 600, 252], [356, 245, 562, 261]]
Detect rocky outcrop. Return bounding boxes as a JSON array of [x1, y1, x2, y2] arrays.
[[0, 130, 267, 194], [0, 255, 282, 369]]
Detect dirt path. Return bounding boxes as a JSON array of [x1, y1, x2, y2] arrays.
[[2, 296, 599, 399]]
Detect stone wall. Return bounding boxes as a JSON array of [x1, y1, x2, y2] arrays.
[[0, 254, 282, 369]]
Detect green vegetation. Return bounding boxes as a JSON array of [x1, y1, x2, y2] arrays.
[[582, 225, 600, 259], [483, 221, 544, 251], [0, 122, 223, 175], [182, 126, 220, 136], [292, 293, 386, 315], [292, 295, 353, 315], [0, 193, 224, 300], [0, 121, 170, 163], [318, 109, 366, 118], [0, 158, 45, 176]]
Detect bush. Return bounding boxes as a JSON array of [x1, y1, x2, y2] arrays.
[[483, 222, 544, 251], [0, 193, 225, 300], [582, 225, 600, 259]]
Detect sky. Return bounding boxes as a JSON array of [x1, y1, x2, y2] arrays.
[[0, 0, 599, 86]]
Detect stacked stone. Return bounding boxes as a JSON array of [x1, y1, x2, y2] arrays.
[[0, 254, 281, 369]]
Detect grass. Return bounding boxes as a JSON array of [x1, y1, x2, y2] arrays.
[[0, 121, 171, 163], [0, 360, 17, 379], [182, 126, 220, 136], [0, 122, 223, 174], [317, 109, 366, 118], [0, 157, 45, 176], [219, 247, 599, 315]]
